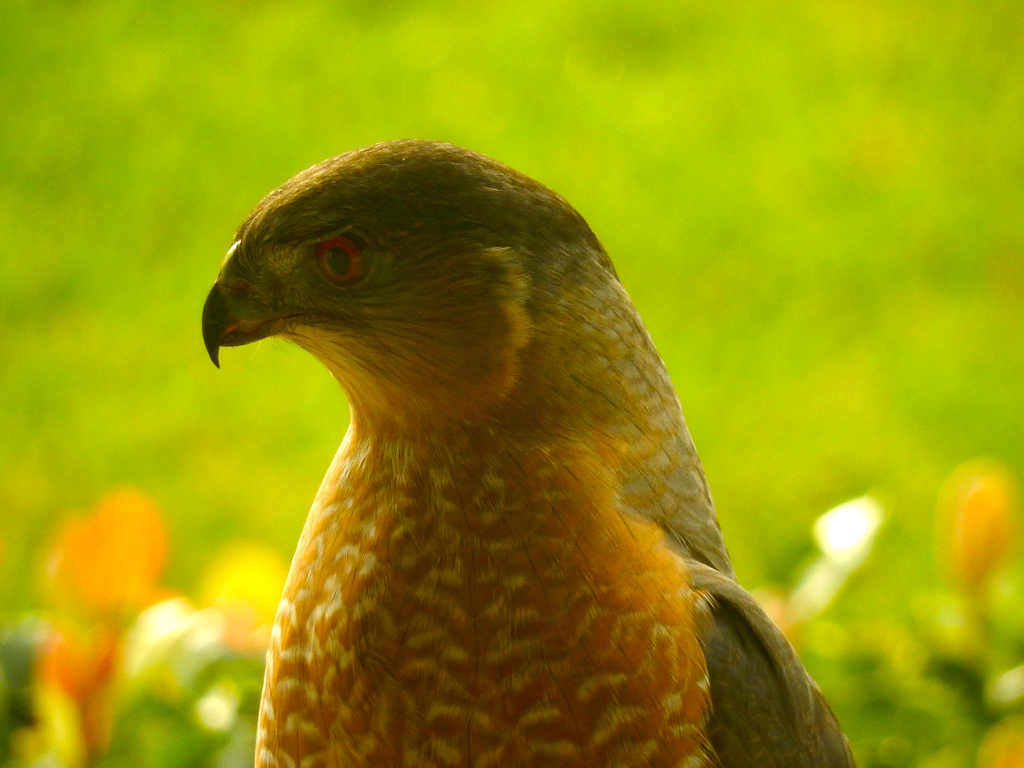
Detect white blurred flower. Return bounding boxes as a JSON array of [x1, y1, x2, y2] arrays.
[[989, 665, 1024, 710], [791, 496, 884, 620], [122, 598, 228, 697], [196, 682, 241, 732], [814, 496, 884, 570]]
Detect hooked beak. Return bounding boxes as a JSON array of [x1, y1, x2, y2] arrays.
[[202, 247, 280, 367], [202, 281, 281, 368], [201, 286, 226, 367]]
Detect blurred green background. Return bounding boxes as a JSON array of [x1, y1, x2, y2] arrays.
[[1, 0, 1022, 765]]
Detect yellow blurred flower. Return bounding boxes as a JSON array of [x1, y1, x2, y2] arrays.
[[20, 684, 84, 768], [938, 460, 1020, 599], [198, 542, 288, 653]]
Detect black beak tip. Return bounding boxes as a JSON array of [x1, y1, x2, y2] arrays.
[[202, 286, 225, 369], [206, 341, 221, 369]]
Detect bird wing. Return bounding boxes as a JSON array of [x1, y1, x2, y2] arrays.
[[687, 562, 856, 768]]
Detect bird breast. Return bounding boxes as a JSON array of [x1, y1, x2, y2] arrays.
[[256, 427, 713, 768]]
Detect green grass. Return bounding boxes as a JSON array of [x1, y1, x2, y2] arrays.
[[1, 0, 1022, 764]]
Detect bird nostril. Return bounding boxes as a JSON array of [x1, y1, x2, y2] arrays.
[[226, 278, 251, 297]]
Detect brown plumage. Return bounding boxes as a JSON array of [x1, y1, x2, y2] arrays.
[[202, 140, 855, 767]]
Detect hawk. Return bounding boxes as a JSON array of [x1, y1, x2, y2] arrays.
[[202, 140, 855, 768]]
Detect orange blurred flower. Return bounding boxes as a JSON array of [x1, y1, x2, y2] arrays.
[[35, 620, 120, 761], [43, 488, 168, 620], [978, 719, 1024, 768], [30, 488, 170, 764], [938, 460, 1019, 600], [753, 587, 800, 649]]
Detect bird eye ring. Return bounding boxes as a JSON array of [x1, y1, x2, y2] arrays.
[[317, 236, 363, 286]]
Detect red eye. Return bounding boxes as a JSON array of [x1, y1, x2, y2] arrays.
[[317, 236, 363, 285]]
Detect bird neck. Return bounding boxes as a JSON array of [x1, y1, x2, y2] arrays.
[[496, 275, 733, 576], [334, 321, 729, 578], [316, 266, 731, 576]]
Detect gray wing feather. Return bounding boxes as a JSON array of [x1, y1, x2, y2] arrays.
[[688, 563, 856, 767]]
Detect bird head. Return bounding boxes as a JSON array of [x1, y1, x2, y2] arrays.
[[203, 141, 641, 433]]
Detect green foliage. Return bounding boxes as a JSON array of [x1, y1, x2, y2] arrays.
[[103, 652, 264, 768], [1, 0, 1022, 765]]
